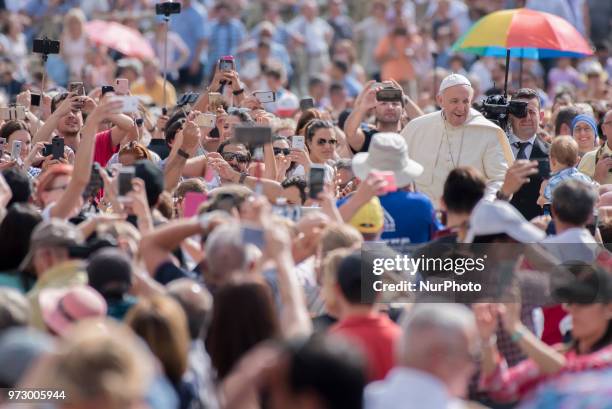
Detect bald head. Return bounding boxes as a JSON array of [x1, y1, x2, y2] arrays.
[[167, 279, 213, 339], [398, 304, 478, 396]]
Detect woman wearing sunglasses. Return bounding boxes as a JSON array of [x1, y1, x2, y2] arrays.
[[288, 120, 337, 173]]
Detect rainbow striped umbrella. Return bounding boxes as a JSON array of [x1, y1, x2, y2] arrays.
[[453, 8, 593, 59]]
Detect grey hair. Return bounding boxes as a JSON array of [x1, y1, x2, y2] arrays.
[[204, 223, 248, 276], [397, 303, 476, 365]]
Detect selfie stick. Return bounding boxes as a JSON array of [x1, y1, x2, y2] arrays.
[[162, 15, 170, 111]]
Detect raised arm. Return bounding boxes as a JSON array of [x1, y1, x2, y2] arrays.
[[344, 81, 378, 152], [50, 99, 123, 219], [33, 94, 82, 144]]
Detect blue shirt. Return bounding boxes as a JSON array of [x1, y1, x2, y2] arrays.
[[169, 3, 208, 66], [338, 190, 441, 252], [544, 166, 595, 202], [204, 18, 247, 74]]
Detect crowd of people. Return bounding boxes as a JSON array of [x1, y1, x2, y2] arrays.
[[0, 0, 611, 408]]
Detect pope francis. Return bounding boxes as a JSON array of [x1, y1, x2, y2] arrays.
[[400, 74, 514, 204]]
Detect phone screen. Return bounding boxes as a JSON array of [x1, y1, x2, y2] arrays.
[[118, 167, 135, 196], [52, 137, 64, 160], [308, 166, 325, 199]]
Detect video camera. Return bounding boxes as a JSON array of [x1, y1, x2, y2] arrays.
[[476, 94, 528, 131]]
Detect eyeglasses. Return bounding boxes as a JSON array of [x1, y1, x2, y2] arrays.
[[574, 126, 593, 133], [273, 147, 290, 156], [222, 152, 250, 163], [316, 138, 337, 146]]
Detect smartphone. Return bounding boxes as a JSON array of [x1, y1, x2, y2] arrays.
[[233, 125, 273, 147], [292, 135, 305, 150], [195, 113, 216, 128], [51, 137, 64, 160], [118, 166, 135, 196], [115, 78, 129, 95], [32, 38, 60, 55], [299, 97, 315, 111], [115, 96, 139, 113], [30, 93, 41, 107], [183, 192, 208, 218], [372, 170, 397, 193], [219, 56, 235, 72], [536, 158, 551, 180], [208, 92, 222, 110], [156, 1, 181, 15], [0, 106, 26, 121], [241, 225, 265, 249], [11, 140, 22, 160], [69, 82, 85, 96], [376, 88, 403, 102], [253, 91, 276, 104], [543, 203, 551, 216], [308, 164, 326, 199], [101, 85, 115, 96]]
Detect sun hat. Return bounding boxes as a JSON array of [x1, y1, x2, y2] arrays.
[[352, 133, 423, 188], [39, 285, 107, 337], [465, 200, 546, 243]]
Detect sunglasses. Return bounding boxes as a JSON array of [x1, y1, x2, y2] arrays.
[[273, 147, 290, 156], [222, 152, 250, 163], [227, 107, 251, 115], [316, 138, 337, 146]]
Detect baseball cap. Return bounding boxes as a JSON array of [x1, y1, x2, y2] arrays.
[[438, 73, 472, 95], [87, 248, 133, 298], [40, 285, 107, 337], [465, 200, 546, 243], [19, 219, 84, 271], [349, 197, 384, 234]]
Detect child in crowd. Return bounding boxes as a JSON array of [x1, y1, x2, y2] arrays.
[[539, 135, 596, 205]]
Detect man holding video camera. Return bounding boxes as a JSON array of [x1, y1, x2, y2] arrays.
[[503, 88, 550, 220], [401, 73, 513, 205], [344, 80, 422, 154]]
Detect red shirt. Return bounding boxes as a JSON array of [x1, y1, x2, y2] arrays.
[[330, 312, 401, 381], [93, 130, 119, 167]]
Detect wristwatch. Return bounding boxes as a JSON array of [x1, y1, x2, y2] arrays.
[[177, 149, 190, 159], [496, 189, 511, 201], [238, 172, 248, 184]]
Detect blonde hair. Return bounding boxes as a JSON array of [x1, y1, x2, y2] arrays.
[[551, 135, 580, 167], [27, 319, 154, 409], [320, 223, 363, 260], [63, 8, 86, 29]]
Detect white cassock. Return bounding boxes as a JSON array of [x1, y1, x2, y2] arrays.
[[400, 108, 514, 204]]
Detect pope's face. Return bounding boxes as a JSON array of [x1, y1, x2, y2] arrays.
[[437, 85, 473, 127]]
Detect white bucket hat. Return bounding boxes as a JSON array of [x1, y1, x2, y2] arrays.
[[352, 133, 423, 188]]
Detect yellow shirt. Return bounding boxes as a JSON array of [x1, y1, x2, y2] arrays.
[[578, 144, 612, 184], [131, 77, 177, 107], [27, 260, 87, 330]]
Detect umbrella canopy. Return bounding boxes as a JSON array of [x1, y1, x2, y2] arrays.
[[85, 20, 154, 60], [453, 8, 593, 59]]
